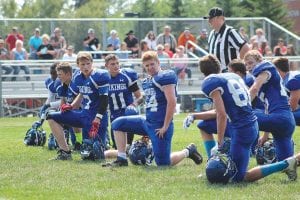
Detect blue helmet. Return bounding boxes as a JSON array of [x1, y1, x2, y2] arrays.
[[80, 139, 105, 161], [48, 133, 58, 150], [24, 126, 46, 146], [206, 154, 237, 184], [128, 137, 154, 165], [255, 139, 277, 165], [124, 105, 139, 116]]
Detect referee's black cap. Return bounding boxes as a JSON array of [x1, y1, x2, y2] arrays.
[[203, 7, 224, 19]]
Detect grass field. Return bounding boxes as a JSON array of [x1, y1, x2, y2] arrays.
[[1, 115, 300, 200]]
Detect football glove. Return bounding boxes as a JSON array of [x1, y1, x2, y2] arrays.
[[60, 104, 73, 112], [39, 104, 50, 118], [88, 120, 100, 139], [183, 115, 194, 129], [32, 121, 42, 129]]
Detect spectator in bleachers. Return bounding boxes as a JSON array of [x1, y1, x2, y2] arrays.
[[5, 27, 24, 51], [156, 25, 177, 53], [139, 40, 150, 57], [124, 30, 139, 58], [196, 28, 208, 56], [164, 43, 173, 58], [286, 44, 298, 71], [62, 45, 77, 60], [177, 27, 196, 52], [50, 27, 67, 59], [10, 40, 30, 81], [156, 44, 170, 69], [28, 28, 42, 60], [258, 41, 270, 56], [172, 45, 191, 80], [37, 34, 56, 60], [249, 38, 259, 51], [107, 29, 120, 50], [62, 45, 78, 71], [239, 27, 249, 43], [116, 42, 129, 59], [102, 44, 114, 59], [144, 31, 157, 50], [0, 39, 12, 81], [273, 38, 287, 56], [250, 28, 267, 48], [83, 28, 101, 59]]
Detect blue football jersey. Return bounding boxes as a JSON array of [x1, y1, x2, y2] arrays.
[[283, 71, 300, 92], [71, 69, 110, 113], [108, 68, 139, 118], [56, 80, 79, 104], [252, 61, 290, 113], [142, 70, 177, 124], [44, 77, 60, 102], [201, 73, 256, 128], [243, 72, 255, 88]]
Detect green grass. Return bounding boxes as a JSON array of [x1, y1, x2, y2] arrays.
[[1, 115, 300, 199]]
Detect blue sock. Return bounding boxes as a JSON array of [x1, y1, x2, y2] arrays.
[[204, 140, 216, 158], [261, 160, 288, 177]]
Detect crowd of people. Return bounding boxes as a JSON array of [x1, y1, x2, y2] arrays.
[[1, 17, 297, 82]]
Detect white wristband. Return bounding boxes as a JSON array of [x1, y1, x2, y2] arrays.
[[96, 113, 103, 119]]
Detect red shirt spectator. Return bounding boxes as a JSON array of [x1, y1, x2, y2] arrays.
[[5, 27, 24, 51], [177, 28, 196, 51]]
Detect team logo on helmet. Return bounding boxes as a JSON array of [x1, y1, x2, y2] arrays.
[[128, 136, 154, 165], [255, 139, 277, 165], [206, 154, 237, 184]]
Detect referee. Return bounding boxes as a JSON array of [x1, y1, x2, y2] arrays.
[[204, 7, 250, 72]]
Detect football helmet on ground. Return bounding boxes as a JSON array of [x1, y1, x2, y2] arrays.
[[128, 136, 154, 165], [24, 123, 46, 146], [206, 153, 237, 184], [255, 139, 277, 165]]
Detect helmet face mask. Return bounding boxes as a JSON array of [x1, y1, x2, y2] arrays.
[[206, 154, 237, 184], [255, 139, 277, 165], [24, 127, 46, 146], [128, 137, 154, 165]]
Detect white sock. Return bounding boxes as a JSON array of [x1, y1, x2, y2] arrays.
[[118, 152, 127, 159], [183, 149, 189, 158]]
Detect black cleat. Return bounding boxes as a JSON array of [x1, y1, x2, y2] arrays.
[[186, 143, 203, 165], [102, 156, 128, 167], [51, 149, 72, 160]]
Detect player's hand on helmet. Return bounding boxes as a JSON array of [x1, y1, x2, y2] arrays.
[[32, 121, 42, 129], [183, 115, 194, 129], [88, 118, 100, 139], [210, 141, 226, 156], [60, 104, 73, 112], [258, 134, 269, 146]]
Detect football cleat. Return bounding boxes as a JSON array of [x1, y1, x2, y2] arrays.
[[102, 156, 128, 167], [53, 149, 72, 160], [283, 156, 298, 181], [186, 143, 203, 165]]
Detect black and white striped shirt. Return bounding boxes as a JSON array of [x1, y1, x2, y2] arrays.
[[208, 23, 246, 71]]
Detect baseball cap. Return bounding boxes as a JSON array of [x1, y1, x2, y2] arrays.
[[201, 28, 207, 34], [12, 26, 18, 31], [35, 28, 40, 32], [203, 7, 224, 19]]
